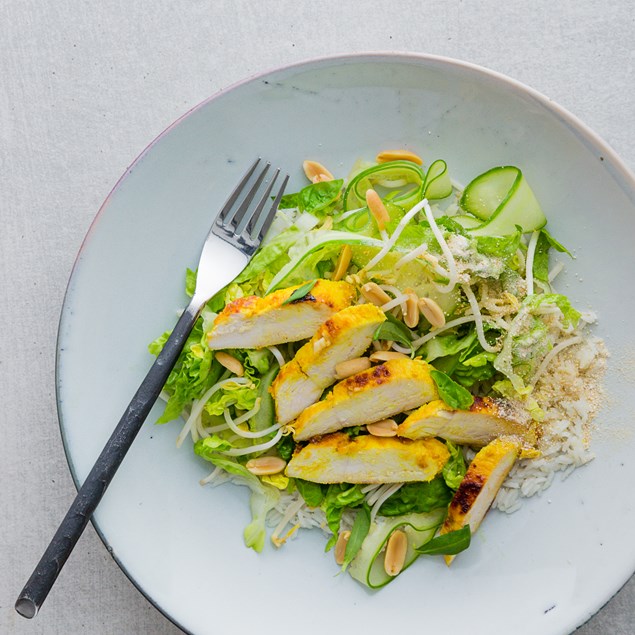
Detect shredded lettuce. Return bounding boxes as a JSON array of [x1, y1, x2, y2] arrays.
[[194, 434, 235, 456], [193, 453, 280, 552], [494, 294, 581, 392], [203, 381, 257, 416], [149, 319, 223, 424]]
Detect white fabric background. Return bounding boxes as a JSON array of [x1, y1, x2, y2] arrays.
[[1, 1, 633, 633]]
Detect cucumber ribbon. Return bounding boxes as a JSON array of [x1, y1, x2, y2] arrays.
[[348, 509, 446, 588], [457, 166, 546, 236], [343, 160, 452, 212]]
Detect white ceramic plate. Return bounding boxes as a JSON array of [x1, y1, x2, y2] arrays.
[[57, 54, 635, 635]]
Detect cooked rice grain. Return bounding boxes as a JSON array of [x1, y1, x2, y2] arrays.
[[493, 335, 607, 512]]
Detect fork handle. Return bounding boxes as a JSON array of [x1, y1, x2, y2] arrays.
[[15, 295, 206, 619]]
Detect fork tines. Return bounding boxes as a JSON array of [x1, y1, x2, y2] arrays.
[[214, 158, 289, 255]]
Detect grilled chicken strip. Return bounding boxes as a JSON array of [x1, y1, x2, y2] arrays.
[[286, 433, 450, 484], [440, 437, 520, 565], [397, 397, 536, 450], [207, 280, 355, 350], [271, 304, 386, 424], [291, 358, 438, 442]]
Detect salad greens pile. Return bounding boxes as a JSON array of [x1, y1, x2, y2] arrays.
[[150, 151, 583, 587]]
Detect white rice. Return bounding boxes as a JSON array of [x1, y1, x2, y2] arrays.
[[492, 334, 607, 512]]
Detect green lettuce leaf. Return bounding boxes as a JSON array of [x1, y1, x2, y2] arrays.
[[243, 349, 272, 375], [233, 227, 299, 288], [378, 478, 452, 516], [194, 435, 234, 457], [203, 379, 258, 416], [322, 483, 366, 539], [295, 479, 326, 507], [149, 318, 223, 424], [494, 293, 581, 393], [525, 293, 581, 327], [475, 228, 522, 259]]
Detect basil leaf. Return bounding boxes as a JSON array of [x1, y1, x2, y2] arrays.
[[295, 478, 325, 507], [276, 434, 295, 462], [282, 279, 317, 305], [373, 312, 413, 350], [416, 526, 471, 556], [441, 441, 467, 490], [430, 369, 474, 410], [345, 425, 365, 438], [541, 228, 573, 257], [298, 179, 343, 216], [533, 229, 573, 284], [342, 504, 371, 569], [532, 231, 551, 283]]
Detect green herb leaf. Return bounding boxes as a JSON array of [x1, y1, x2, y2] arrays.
[[373, 312, 413, 350], [342, 504, 371, 569], [533, 229, 573, 284], [295, 479, 325, 507], [430, 369, 474, 410], [276, 434, 295, 462], [416, 526, 471, 556], [532, 231, 551, 283], [541, 228, 573, 257], [282, 279, 318, 305], [279, 179, 344, 217], [298, 179, 343, 216], [442, 441, 467, 490]]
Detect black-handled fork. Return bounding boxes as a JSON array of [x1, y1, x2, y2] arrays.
[[15, 158, 288, 619]]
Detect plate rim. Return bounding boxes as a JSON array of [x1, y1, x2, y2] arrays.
[[54, 51, 635, 634]]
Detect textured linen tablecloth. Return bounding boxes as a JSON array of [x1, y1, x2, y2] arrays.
[[1, 1, 633, 633]]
